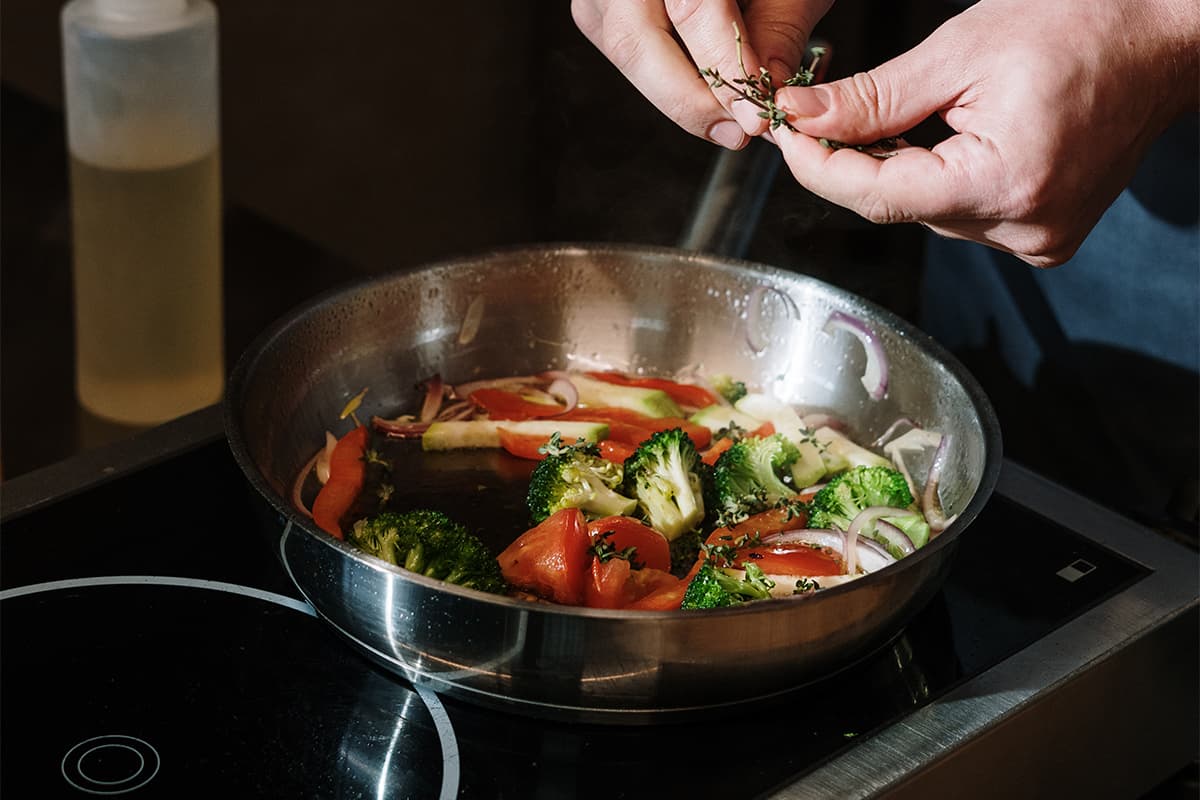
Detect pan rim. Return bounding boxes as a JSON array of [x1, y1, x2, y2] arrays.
[[224, 241, 1003, 620]]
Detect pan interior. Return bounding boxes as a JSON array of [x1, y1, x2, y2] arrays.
[[234, 245, 993, 530]]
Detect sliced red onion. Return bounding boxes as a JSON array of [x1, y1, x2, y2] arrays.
[[871, 417, 920, 449], [923, 432, 958, 534], [846, 506, 909, 573], [452, 375, 543, 399], [546, 377, 579, 414], [315, 431, 337, 484], [291, 445, 326, 518], [434, 400, 477, 422], [746, 285, 800, 354], [372, 415, 432, 439], [762, 526, 896, 575], [823, 310, 888, 400], [762, 529, 847, 552], [882, 428, 945, 500], [418, 374, 444, 423], [872, 520, 916, 557], [854, 537, 896, 573]]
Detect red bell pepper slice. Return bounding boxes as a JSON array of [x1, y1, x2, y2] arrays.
[[586, 371, 718, 409], [560, 407, 711, 450], [311, 425, 369, 540], [469, 388, 565, 421], [598, 439, 637, 464], [497, 428, 553, 460]]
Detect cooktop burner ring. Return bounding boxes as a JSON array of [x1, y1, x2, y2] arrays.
[[2, 576, 463, 800]]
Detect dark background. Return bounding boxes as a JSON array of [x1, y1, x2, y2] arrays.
[[1, 1, 948, 479], [3, 1, 1197, 547]]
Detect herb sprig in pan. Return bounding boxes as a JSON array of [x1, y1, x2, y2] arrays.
[[701, 24, 900, 158]]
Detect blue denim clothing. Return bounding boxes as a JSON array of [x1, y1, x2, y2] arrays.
[[919, 115, 1199, 527]]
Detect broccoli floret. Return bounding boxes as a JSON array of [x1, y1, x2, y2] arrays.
[[349, 510, 507, 594], [526, 437, 637, 524], [709, 433, 801, 527], [807, 465, 930, 552], [680, 562, 775, 609], [710, 374, 748, 405], [621, 428, 707, 541]]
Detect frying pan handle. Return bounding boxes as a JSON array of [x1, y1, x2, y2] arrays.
[[676, 40, 831, 259], [677, 138, 782, 259]]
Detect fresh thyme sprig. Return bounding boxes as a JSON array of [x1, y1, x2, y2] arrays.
[[699, 23, 825, 132], [701, 24, 899, 158]]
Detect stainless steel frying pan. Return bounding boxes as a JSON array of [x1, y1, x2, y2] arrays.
[[224, 240, 1002, 722]]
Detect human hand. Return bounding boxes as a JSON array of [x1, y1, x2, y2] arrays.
[[572, 0, 834, 149], [772, 0, 1200, 266]]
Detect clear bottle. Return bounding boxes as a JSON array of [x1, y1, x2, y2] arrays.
[[61, 0, 223, 426]]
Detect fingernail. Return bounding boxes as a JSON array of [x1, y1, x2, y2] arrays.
[[709, 120, 747, 150], [731, 100, 764, 134], [779, 86, 828, 119]]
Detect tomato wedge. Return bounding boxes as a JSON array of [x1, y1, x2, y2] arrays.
[[469, 388, 564, 421], [705, 506, 809, 547], [497, 428, 552, 460], [585, 560, 680, 609], [733, 543, 844, 576], [586, 372, 718, 409], [587, 516, 671, 572], [625, 560, 700, 611], [560, 407, 711, 450], [497, 508, 591, 605], [311, 425, 369, 540], [584, 557, 633, 609]]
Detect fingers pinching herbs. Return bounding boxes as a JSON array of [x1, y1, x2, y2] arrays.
[[573, 0, 749, 149]]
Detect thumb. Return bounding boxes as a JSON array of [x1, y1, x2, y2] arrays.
[[775, 39, 960, 142]]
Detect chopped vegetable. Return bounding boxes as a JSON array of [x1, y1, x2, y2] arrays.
[[569, 373, 684, 418], [680, 562, 775, 609], [709, 374, 748, 405], [621, 428, 707, 542], [497, 508, 592, 605], [421, 419, 608, 451], [586, 515, 671, 573], [708, 432, 801, 527], [807, 465, 931, 557], [298, 366, 952, 611], [526, 435, 638, 524], [586, 371, 718, 409], [311, 425, 370, 539], [349, 509, 507, 594]]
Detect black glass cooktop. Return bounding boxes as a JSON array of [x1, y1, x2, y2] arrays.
[[0, 438, 1147, 798]]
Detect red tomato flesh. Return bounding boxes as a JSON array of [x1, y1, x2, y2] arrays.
[[705, 506, 809, 548], [497, 508, 591, 605], [733, 543, 844, 576], [586, 516, 671, 573]]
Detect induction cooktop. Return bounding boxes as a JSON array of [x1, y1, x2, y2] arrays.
[[1, 407, 1195, 799]]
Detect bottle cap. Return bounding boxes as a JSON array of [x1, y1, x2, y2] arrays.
[[95, 0, 186, 22]]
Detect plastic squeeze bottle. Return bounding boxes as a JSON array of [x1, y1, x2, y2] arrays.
[[61, 0, 223, 426]]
